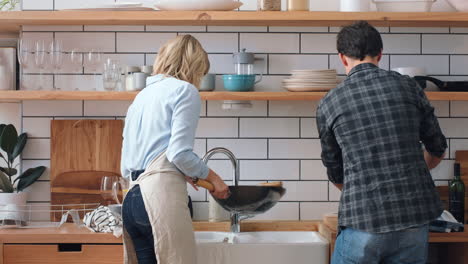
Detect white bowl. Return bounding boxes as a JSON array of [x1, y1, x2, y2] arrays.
[[446, 0, 468, 11], [155, 0, 243, 11], [391, 67, 426, 77], [373, 0, 435, 12]]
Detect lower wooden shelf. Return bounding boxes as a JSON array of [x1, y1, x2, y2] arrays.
[[0, 91, 466, 101]]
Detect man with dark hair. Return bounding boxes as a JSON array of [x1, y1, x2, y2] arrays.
[[317, 21, 447, 264]]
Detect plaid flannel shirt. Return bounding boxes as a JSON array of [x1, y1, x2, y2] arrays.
[[317, 63, 447, 233]]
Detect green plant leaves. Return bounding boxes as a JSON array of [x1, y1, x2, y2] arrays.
[[0, 124, 18, 159], [0, 171, 14, 193], [16, 166, 46, 192], [11, 133, 27, 163], [0, 167, 17, 177]]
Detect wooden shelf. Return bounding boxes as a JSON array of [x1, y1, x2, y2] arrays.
[[2, 11, 468, 33], [0, 91, 467, 101]]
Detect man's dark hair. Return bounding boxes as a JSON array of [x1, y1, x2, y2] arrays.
[[337, 21, 383, 61]]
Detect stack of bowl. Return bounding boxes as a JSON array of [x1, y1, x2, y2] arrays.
[[282, 69, 338, 92]]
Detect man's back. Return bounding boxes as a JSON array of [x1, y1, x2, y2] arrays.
[[317, 63, 446, 233]]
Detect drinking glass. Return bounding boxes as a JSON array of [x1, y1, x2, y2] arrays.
[[49, 40, 64, 91], [69, 50, 82, 91], [34, 40, 48, 90], [103, 59, 121, 91], [100, 176, 119, 206], [86, 49, 103, 91], [17, 37, 32, 90]]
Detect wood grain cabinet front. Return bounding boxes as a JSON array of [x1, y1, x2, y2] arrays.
[[3, 244, 123, 264]]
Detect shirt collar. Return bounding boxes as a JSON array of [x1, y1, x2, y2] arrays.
[[347, 63, 378, 77], [146, 74, 165, 86]]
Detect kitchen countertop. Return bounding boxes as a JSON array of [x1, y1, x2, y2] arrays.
[[0, 221, 321, 244]]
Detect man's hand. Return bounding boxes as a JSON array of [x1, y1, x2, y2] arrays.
[[334, 183, 343, 191], [424, 150, 445, 170]]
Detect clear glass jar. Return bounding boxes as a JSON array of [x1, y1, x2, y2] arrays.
[[235, 63, 254, 75], [257, 0, 281, 11]]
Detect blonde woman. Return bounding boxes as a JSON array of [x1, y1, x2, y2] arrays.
[[121, 35, 230, 264]]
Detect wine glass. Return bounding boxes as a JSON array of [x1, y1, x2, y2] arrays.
[[49, 40, 64, 91], [86, 49, 103, 91], [69, 50, 82, 91], [34, 40, 48, 90], [101, 176, 119, 206], [17, 37, 32, 90], [103, 59, 121, 91]]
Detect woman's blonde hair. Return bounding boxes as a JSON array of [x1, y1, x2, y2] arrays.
[[153, 34, 210, 88]]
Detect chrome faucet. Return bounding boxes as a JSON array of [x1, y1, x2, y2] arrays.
[[202, 147, 240, 232]]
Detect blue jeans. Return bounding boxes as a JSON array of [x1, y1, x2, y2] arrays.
[[332, 225, 429, 264], [122, 184, 157, 264], [122, 170, 194, 264]]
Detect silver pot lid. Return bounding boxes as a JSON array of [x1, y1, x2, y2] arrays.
[[233, 48, 255, 64]]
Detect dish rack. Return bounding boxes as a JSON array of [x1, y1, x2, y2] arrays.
[[0, 203, 100, 228]]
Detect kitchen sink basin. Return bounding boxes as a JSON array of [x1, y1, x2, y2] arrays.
[[195, 231, 232, 243], [231, 231, 326, 244], [195, 231, 329, 264]]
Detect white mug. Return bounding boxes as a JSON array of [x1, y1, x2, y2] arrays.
[[340, 0, 370, 11], [133, 72, 148, 91]]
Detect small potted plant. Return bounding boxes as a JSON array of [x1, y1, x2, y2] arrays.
[[0, 124, 46, 224], [0, 0, 19, 11]]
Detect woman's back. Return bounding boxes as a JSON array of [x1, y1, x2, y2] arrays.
[[121, 74, 202, 179]]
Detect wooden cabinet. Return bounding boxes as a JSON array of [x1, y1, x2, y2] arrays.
[[3, 244, 123, 264]]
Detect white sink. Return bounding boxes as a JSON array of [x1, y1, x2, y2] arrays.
[[231, 231, 326, 244], [195, 231, 329, 264], [195, 231, 231, 243]]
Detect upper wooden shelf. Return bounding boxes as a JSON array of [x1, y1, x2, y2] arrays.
[[0, 91, 466, 101], [2, 11, 468, 33]]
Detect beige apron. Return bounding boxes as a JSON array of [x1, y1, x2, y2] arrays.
[[123, 152, 197, 264]]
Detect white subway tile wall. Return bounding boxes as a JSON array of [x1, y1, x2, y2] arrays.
[[13, 19, 468, 220]]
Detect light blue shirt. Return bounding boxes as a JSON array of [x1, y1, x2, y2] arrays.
[[121, 74, 209, 180]]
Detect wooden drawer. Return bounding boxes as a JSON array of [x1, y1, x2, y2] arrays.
[[4, 244, 123, 264]]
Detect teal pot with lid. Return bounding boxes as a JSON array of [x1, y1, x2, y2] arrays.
[[223, 74, 262, 92]]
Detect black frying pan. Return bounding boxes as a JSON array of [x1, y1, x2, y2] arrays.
[[193, 179, 286, 215], [414, 76, 468, 91]]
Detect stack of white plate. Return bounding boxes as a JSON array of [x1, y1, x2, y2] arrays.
[[282, 69, 338, 92]]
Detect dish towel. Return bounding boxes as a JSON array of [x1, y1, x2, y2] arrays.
[[83, 205, 123, 237], [429, 210, 464, 233]]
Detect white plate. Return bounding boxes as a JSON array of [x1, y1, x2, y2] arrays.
[[61, 7, 155, 11], [98, 2, 143, 8], [58, 3, 156, 11], [284, 86, 334, 92], [155, 0, 243, 11]]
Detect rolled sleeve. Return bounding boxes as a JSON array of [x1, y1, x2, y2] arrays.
[[417, 87, 447, 158], [317, 105, 344, 184], [166, 84, 210, 179]]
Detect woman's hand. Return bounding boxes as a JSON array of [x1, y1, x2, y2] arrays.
[[206, 170, 230, 199], [186, 176, 199, 191]]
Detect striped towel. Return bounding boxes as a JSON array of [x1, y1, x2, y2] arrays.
[[84, 206, 122, 235], [429, 210, 464, 233]]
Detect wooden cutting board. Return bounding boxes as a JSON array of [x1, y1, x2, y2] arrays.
[[50, 120, 124, 210]]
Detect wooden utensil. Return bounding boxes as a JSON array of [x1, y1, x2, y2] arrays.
[[259, 181, 283, 187]]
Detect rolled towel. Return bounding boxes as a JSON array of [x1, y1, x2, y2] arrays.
[[84, 206, 122, 233]]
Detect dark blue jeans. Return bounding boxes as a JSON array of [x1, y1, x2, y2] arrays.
[[332, 225, 429, 264], [123, 184, 157, 264], [122, 170, 193, 264]]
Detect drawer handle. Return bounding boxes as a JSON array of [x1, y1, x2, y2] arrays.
[[58, 244, 82, 252]]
